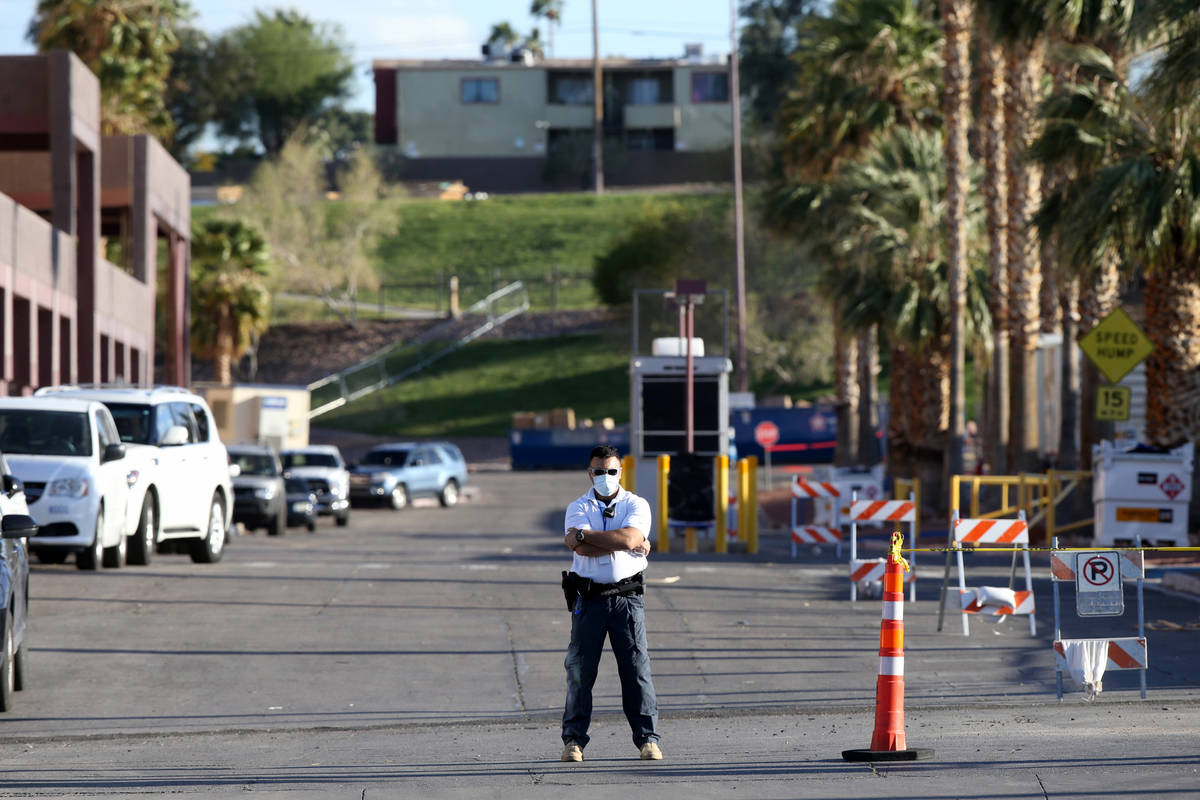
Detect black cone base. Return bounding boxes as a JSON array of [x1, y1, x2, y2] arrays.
[[842, 748, 934, 762]]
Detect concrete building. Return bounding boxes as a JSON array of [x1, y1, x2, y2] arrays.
[[0, 51, 191, 394], [373, 46, 733, 192]]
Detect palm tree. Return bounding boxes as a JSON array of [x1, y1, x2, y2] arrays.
[[939, 0, 971, 484], [190, 218, 272, 385], [523, 28, 546, 59], [1036, 42, 1200, 447], [831, 128, 988, 494], [771, 0, 942, 470], [530, 0, 564, 57], [487, 21, 520, 53]]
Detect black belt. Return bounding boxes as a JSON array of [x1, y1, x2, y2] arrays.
[[561, 571, 645, 610]]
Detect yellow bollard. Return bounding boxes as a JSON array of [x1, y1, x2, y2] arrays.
[[685, 527, 697, 553], [736, 458, 748, 544], [621, 455, 635, 491], [747, 456, 758, 555], [715, 454, 729, 554], [657, 454, 670, 554]]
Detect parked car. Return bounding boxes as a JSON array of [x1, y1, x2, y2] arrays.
[[280, 445, 351, 526], [348, 442, 467, 510], [0, 452, 37, 712], [227, 444, 287, 536], [34, 385, 233, 564], [284, 476, 318, 532], [0, 397, 146, 569]]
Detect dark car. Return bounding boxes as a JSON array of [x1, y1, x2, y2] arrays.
[[227, 444, 287, 536], [284, 476, 317, 532], [348, 442, 468, 510], [0, 452, 37, 712]]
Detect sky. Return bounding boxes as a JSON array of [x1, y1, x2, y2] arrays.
[[0, 0, 735, 111]]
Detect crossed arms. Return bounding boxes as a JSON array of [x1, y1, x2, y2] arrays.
[[565, 526, 651, 558]]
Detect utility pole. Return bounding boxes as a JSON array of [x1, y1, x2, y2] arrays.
[[730, 0, 747, 391], [591, 0, 604, 193]]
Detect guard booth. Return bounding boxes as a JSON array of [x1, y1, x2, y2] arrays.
[[629, 286, 733, 526]]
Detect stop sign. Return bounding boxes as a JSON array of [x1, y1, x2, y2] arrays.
[[754, 421, 780, 448]]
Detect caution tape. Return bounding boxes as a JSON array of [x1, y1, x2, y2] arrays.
[[900, 545, 1200, 554]]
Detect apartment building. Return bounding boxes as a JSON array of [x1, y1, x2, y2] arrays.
[[0, 51, 191, 393], [373, 47, 733, 192]]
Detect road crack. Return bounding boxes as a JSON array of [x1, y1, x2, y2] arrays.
[[504, 621, 530, 720]]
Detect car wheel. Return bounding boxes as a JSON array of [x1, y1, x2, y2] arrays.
[[13, 638, 27, 692], [269, 504, 286, 537], [103, 524, 127, 568], [335, 511, 350, 527], [439, 479, 459, 508], [76, 509, 105, 571], [127, 496, 155, 566], [0, 614, 13, 712], [191, 493, 227, 564], [390, 484, 408, 510], [34, 550, 68, 565]]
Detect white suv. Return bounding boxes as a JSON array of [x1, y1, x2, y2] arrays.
[[35, 386, 234, 564], [0, 397, 145, 569]]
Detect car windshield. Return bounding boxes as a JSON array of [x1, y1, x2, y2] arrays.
[[282, 453, 339, 468], [362, 449, 408, 466], [0, 410, 92, 457], [105, 403, 154, 445], [231, 453, 278, 476]]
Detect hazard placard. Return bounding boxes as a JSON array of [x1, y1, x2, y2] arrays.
[[1078, 308, 1154, 384], [1076, 551, 1124, 616]]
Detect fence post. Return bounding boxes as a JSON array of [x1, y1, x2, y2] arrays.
[[715, 454, 728, 554], [657, 455, 670, 554], [747, 456, 758, 555]]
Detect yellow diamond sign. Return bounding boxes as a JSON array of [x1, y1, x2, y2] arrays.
[[1078, 308, 1154, 384]]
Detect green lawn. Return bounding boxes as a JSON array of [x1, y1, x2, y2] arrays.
[[318, 334, 630, 438]]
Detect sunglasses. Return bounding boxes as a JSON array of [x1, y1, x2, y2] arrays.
[[591, 468, 620, 476]]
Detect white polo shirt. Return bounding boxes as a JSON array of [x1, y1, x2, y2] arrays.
[[564, 486, 651, 583]]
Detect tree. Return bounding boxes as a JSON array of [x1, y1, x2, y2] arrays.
[[190, 218, 272, 385], [27, 0, 185, 137], [487, 21, 521, 52], [530, 0, 564, 57], [737, 0, 816, 125], [164, 24, 254, 161], [523, 28, 546, 59], [218, 10, 354, 155], [1036, 43, 1200, 447], [239, 136, 389, 323]]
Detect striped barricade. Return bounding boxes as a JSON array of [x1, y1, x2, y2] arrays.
[[790, 477, 843, 558], [1049, 545, 1148, 700], [848, 495, 918, 603], [951, 510, 1036, 636], [850, 558, 916, 586]]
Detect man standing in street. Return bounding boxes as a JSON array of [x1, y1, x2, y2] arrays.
[[560, 444, 662, 762]]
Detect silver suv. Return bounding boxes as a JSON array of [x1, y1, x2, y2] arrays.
[[280, 445, 351, 526], [34, 385, 234, 563]]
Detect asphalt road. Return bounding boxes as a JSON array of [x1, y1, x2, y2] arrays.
[[1, 469, 1198, 798]]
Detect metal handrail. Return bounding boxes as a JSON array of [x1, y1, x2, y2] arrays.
[[307, 281, 530, 419]]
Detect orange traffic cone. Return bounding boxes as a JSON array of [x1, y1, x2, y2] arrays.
[[842, 532, 933, 762]]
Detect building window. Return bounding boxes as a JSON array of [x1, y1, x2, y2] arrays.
[[548, 72, 593, 105], [461, 77, 499, 104], [690, 72, 729, 103], [626, 128, 675, 151]]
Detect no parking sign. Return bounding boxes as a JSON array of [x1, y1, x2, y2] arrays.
[[1076, 551, 1124, 617]]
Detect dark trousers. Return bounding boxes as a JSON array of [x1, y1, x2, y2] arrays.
[[562, 591, 659, 748]]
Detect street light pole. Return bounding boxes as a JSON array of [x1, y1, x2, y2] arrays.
[[591, 0, 604, 194], [730, 0, 747, 391]]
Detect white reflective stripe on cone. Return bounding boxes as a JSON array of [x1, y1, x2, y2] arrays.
[[882, 601, 903, 621], [879, 656, 904, 677]]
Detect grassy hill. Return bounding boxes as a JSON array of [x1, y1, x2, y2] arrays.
[[317, 333, 630, 438]]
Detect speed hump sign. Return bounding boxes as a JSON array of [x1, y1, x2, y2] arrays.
[[1076, 551, 1124, 617]]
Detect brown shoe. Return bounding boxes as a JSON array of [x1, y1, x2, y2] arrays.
[[639, 741, 663, 760], [561, 742, 583, 762]]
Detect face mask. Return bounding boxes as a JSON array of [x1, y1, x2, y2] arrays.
[[593, 473, 621, 496]]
